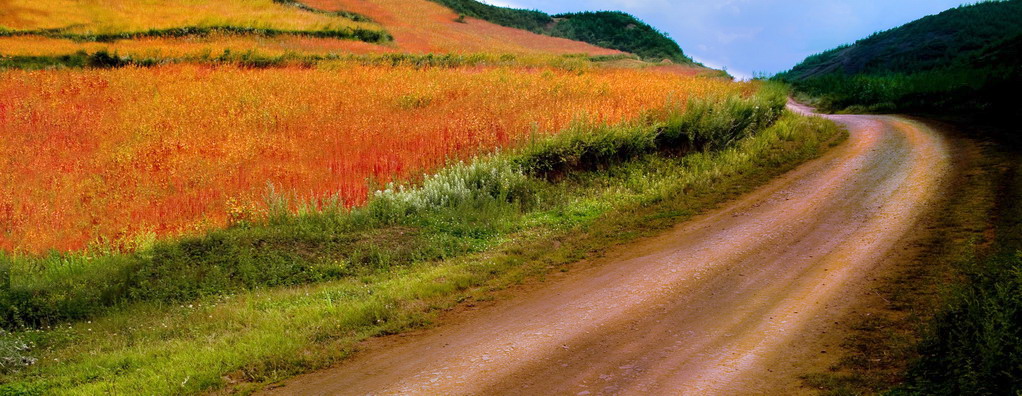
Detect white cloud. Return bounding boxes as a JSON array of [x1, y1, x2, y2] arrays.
[[496, 0, 969, 76], [478, 0, 525, 9]]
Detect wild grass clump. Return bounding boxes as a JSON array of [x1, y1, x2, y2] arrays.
[[0, 50, 144, 70], [900, 252, 1022, 395], [369, 158, 535, 222], [898, 163, 1022, 395], [514, 121, 658, 177], [0, 331, 35, 375], [0, 51, 627, 72], [661, 84, 787, 149], [515, 84, 786, 177]]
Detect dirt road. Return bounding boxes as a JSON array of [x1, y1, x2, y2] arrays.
[[263, 103, 952, 395]]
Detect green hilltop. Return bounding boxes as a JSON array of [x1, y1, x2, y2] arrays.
[[429, 0, 695, 64], [776, 0, 1022, 118]]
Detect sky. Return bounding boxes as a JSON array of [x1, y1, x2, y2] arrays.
[[483, 0, 969, 79]]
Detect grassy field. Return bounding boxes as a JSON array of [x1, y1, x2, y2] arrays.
[[0, 84, 844, 395], [0, 62, 735, 253], [0, 0, 385, 40], [0, 0, 627, 63], [297, 0, 628, 55], [898, 135, 1022, 395], [0, 0, 629, 59]]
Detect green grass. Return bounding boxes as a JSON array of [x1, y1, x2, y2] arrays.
[[0, 85, 844, 395], [546, 11, 693, 64], [0, 51, 137, 70], [894, 145, 1022, 395], [0, 51, 628, 71], [0, 25, 392, 44]]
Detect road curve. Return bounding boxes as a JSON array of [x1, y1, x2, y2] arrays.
[[263, 103, 952, 395]]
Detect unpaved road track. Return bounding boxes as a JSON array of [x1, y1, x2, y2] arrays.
[[264, 103, 952, 395]]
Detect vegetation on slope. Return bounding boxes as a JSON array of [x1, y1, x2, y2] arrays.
[[0, 62, 719, 252], [0, 84, 843, 394], [775, 0, 1022, 118], [0, 25, 391, 43], [547, 12, 691, 64], [0, 83, 778, 329], [271, 0, 377, 23], [897, 141, 1022, 395], [430, 0, 552, 32], [807, 128, 1022, 396], [428, 0, 692, 63], [0, 0, 390, 43]]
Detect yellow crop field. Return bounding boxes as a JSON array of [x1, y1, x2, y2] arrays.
[[0, 63, 742, 253], [0, 0, 380, 34]]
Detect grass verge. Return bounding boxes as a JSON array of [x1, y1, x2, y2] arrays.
[[896, 139, 1022, 395], [0, 51, 640, 71], [0, 88, 843, 395], [800, 121, 1022, 395]]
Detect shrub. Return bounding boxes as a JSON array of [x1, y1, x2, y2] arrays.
[[369, 158, 534, 223]]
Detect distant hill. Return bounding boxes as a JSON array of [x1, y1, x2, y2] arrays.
[[428, 0, 694, 63], [776, 0, 1022, 118], [780, 0, 1022, 79]]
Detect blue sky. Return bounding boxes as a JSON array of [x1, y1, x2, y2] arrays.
[[484, 0, 968, 79]]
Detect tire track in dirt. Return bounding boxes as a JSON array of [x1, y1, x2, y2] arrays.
[[262, 102, 952, 395]]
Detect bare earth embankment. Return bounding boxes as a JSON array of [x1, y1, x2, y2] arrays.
[[263, 102, 953, 395]]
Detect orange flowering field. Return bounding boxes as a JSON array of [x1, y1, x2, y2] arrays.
[[0, 64, 741, 253], [0, 0, 380, 35], [0, 0, 619, 59], [0, 34, 395, 58], [304, 0, 623, 54]]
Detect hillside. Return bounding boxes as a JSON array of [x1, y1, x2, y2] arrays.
[[0, 47, 809, 396], [0, 0, 626, 60], [0, 0, 712, 70], [0, 0, 389, 41], [776, 0, 1022, 117], [300, 0, 623, 55], [779, 0, 1022, 79], [427, 0, 694, 63]]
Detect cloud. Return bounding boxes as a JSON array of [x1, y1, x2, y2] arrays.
[[478, 0, 525, 9], [484, 0, 970, 75]]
